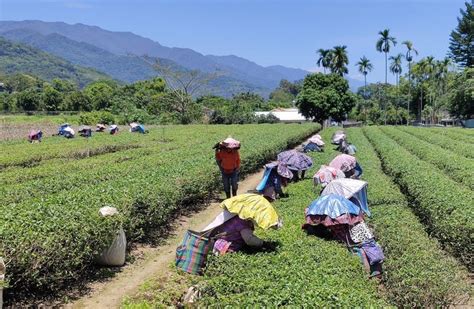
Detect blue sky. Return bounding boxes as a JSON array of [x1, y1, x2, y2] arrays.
[[0, 0, 467, 83]]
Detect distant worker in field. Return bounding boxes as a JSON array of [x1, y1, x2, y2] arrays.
[[129, 122, 147, 134], [277, 148, 313, 182], [109, 124, 119, 135], [28, 130, 43, 143], [214, 137, 241, 199], [57, 123, 75, 138], [96, 124, 106, 132], [256, 162, 293, 201], [329, 154, 363, 179], [337, 138, 357, 155], [78, 126, 92, 138]]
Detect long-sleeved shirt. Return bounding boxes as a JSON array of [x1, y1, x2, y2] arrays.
[[216, 149, 241, 174], [213, 216, 263, 253]]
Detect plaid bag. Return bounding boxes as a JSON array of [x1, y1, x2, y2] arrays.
[[176, 230, 212, 275]]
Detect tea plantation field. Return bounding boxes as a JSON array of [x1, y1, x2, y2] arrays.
[[125, 127, 472, 308], [0, 123, 320, 300]]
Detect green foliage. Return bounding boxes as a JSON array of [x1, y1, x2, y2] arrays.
[[380, 126, 474, 190], [0, 37, 109, 87], [0, 73, 44, 92], [63, 91, 93, 111], [0, 124, 320, 298], [354, 83, 409, 124], [347, 128, 471, 307], [200, 92, 276, 124], [42, 85, 62, 111], [376, 29, 397, 84], [316, 46, 349, 76], [79, 111, 115, 125], [255, 113, 280, 124], [363, 126, 474, 269], [83, 81, 116, 110], [449, 68, 474, 118], [296, 73, 356, 124], [449, 1, 474, 67], [267, 79, 301, 108], [397, 126, 474, 159], [16, 88, 42, 111]]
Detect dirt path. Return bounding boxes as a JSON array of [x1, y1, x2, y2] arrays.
[[70, 170, 265, 309]]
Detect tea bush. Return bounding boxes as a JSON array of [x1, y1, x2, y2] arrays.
[[348, 128, 471, 307], [397, 126, 474, 159], [363, 126, 473, 269], [1, 124, 320, 296], [380, 126, 474, 190]]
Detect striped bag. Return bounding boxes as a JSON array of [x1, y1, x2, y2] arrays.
[[176, 230, 212, 275]]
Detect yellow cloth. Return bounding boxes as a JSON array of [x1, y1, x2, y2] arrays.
[[220, 194, 279, 230]]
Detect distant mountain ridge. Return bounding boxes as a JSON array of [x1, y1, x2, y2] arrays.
[[0, 36, 109, 86], [0, 28, 174, 83], [0, 20, 309, 92], [0, 20, 363, 95]]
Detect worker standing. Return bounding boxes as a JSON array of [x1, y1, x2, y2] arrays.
[[215, 137, 241, 199]]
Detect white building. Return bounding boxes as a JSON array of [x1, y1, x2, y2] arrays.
[[255, 108, 308, 123]]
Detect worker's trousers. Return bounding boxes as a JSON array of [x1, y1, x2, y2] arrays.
[[221, 170, 239, 198]]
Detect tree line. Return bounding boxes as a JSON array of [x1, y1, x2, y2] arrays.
[[310, 1, 473, 124], [0, 71, 302, 125]]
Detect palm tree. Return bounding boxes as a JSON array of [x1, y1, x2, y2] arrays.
[[432, 58, 451, 123], [316, 49, 332, 73], [435, 58, 451, 94], [424, 56, 436, 112], [402, 40, 418, 124], [356, 56, 373, 97], [330, 45, 349, 76], [376, 29, 397, 84], [413, 58, 430, 122], [389, 54, 403, 86], [389, 54, 403, 116]]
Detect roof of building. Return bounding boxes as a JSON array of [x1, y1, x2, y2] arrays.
[[255, 108, 307, 121]]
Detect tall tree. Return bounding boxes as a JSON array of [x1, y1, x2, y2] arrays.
[[389, 53, 404, 86], [316, 49, 332, 73], [356, 56, 373, 98], [449, 67, 474, 119], [329, 45, 349, 76], [412, 58, 435, 121], [449, 1, 474, 67], [402, 40, 418, 123], [296, 73, 356, 126], [425, 56, 437, 110], [376, 29, 397, 84]]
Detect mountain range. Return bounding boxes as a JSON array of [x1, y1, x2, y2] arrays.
[[0, 36, 109, 87], [0, 20, 363, 96]]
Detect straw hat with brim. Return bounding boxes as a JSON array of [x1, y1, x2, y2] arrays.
[[221, 137, 241, 149]]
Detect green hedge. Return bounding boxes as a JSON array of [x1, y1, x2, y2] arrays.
[[397, 126, 474, 159], [363, 126, 473, 270], [426, 127, 474, 143], [347, 128, 471, 307], [380, 126, 474, 190], [1, 124, 320, 298]]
